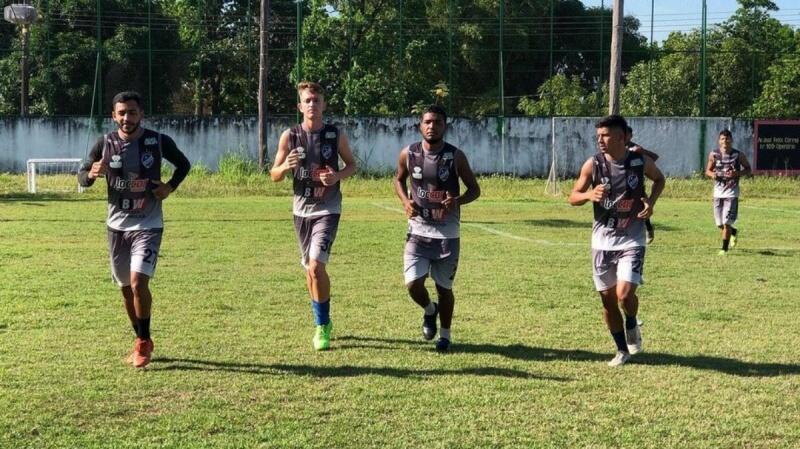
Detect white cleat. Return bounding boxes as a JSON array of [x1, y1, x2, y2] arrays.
[[608, 351, 631, 367], [626, 325, 643, 355]]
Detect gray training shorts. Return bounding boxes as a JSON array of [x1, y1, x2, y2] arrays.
[[108, 228, 163, 287], [403, 234, 460, 289], [293, 214, 340, 268], [592, 246, 645, 291], [713, 197, 738, 227]]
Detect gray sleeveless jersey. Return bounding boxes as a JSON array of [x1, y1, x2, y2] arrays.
[[591, 153, 646, 250], [289, 124, 342, 217], [711, 149, 741, 199], [407, 142, 461, 239]]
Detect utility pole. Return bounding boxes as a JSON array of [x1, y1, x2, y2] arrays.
[[258, 0, 270, 170], [4, 3, 38, 117], [608, 0, 623, 115]]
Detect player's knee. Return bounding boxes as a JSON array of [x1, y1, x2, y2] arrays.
[[130, 275, 150, 296], [307, 260, 327, 280], [434, 283, 453, 296], [406, 277, 425, 291]]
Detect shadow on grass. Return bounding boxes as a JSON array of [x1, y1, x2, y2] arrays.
[[151, 357, 566, 381], [737, 248, 800, 257], [338, 336, 800, 377]]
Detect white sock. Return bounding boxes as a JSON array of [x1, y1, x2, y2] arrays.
[[440, 328, 451, 340], [424, 302, 436, 315]]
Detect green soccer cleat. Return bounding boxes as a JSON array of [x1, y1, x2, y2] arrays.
[[730, 234, 737, 249], [313, 322, 333, 351], [717, 249, 727, 256]]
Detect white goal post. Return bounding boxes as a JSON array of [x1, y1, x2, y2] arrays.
[[26, 158, 85, 194]]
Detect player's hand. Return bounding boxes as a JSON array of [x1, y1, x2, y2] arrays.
[[637, 197, 653, 219], [319, 166, 339, 186], [588, 184, 606, 203], [88, 160, 107, 179], [442, 191, 458, 212], [284, 148, 302, 172], [403, 200, 418, 218], [152, 180, 174, 200], [628, 145, 643, 154]]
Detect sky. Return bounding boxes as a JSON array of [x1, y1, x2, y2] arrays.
[[581, 0, 800, 42]]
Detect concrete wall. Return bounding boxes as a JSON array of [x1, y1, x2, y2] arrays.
[[0, 116, 754, 176]]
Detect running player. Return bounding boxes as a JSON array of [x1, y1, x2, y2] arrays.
[[569, 115, 665, 367], [705, 129, 751, 255], [78, 91, 191, 368], [270, 81, 357, 351], [393, 105, 481, 352]]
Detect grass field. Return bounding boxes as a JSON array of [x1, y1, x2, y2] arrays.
[[1, 175, 800, 448]]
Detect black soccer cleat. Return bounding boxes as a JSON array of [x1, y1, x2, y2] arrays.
[[422, 302, 439, 341], [435, 337, 451, 352]]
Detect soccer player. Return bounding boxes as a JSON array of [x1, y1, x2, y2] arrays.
[[705, 129, 751, 255], [78, 91, 191, 368], [625, 125, 660, 244], [393, 105, 481, 352], [569, 115, 665, 367], [270, 81, 357, 351]]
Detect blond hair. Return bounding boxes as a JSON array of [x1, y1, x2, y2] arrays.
[[297, 81, 325, 97]]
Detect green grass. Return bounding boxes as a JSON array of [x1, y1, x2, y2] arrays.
[[1, 176, 800, 448]]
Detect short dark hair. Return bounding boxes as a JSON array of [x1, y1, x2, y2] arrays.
[[421, 104, 447, 123], [112, 91, 144, 109], [595, 115, 628, 133], [625, 125, 633, 134], [719, 129, 733, 139]]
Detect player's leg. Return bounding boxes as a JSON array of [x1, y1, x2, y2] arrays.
[[110, 230, 139, 364], [616, 247, 645, 354], [727, 198, 739, 248], [404, 235, 438, 340], [430, 238, 459, 352], [645, 218, 654, 244], [306, 215, 339, 350], [128, 230, 162, 368], [713, 199, 728, 254], [594, 249, 629, 366]]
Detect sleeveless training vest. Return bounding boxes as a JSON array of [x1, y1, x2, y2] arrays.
[[407, 142, 461, 239], [711, 148, 741, 199], [289, 123, 342, 217], [590, 151, 647, 250]]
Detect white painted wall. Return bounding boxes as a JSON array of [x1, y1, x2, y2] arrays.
[[0, 116, 753, 176]]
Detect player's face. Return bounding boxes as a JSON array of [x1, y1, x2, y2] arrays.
[[420, 112, 446, 144], [297, 89, 326, 120], [719, 134, 732, 151], [112, 100, 143, 134], [596, 126, 625, 153]]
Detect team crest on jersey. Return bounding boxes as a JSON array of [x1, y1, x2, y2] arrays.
[[141, 152, 155, 169], [321, 144, 333, 160], [109, 154, 122, 169], [627, 174, 639, 189], [325, 131, 337, 139], [412, 166, 423, 179], [438, 166, 450, 182]]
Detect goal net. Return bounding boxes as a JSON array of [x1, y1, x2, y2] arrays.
[[544, 117, 561, 196], [26, 158, 85, 194]]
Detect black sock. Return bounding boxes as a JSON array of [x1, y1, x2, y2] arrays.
[[731, 227, 738, 236], [132, 323, 139, 336], [722, 239, 730, 251], [645, 219, 654, 233], [136, 318, 151, 340], [625, 315, 638, 330], [611, 330, 628, 353]]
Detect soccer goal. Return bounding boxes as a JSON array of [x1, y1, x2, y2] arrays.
[[544, 117, 561, 196], [26, 158, 85, 194]]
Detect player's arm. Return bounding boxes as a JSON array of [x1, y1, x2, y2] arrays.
[[77, 138, 105, 187], [705, 153, 718, 179], [736, 152, 752, 177], [639, 156, 666, 218], [154, 135, 191, 200], [320, 132, 358, 186], [568, 158, 603, 206], [444, 149, 480, 211], [270, 130, 298, 182], [393, 147, 417, 218]]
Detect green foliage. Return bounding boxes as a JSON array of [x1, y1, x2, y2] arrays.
[[518, 74, 598, 116], [752, 53, 800, 118]]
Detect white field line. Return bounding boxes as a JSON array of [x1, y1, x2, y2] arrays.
[[370, 202, 582, 247], [740, 205, 800, 215]]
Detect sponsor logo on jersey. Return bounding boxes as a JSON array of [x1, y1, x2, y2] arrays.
[[630, 158, 644, 167], [438, 166, 450, 182], [321, 144, 333, 160], [416, 187, 445, 202], [144, 137, 158, 146], [412, 166, 423, 179], [109, 154, 122, 169], [325, 132, 337, 139], [442, 152, 453, 160], [113, 176, 149, 192], [141, 152, 155, 169], [626, 174, 639, 189], [299, 167, 310, 180], [617, 199, 634, 213]]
